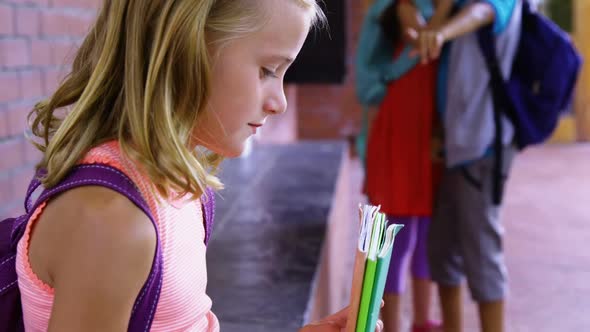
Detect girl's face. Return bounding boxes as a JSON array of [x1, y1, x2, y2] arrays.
[[193, 1, 312, 157]]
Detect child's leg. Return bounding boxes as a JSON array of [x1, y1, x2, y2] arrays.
[[410, 217, 435, 326], [428, 169, 464, 332], [382, 216, 418, 332], [454, 148, 516, 332], [438, 284, 463, 331]]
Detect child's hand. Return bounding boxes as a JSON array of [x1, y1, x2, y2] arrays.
[[426, 15, 448, 31], [299, 307, 348, 332], [406, 27, 446, 64], [415, 0, 453, 59], [428, 0, 455, 30], [397, 1, 427, 44], [299, 305, 384, 332]]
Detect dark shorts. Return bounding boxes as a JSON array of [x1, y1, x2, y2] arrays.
[[428, 146, 516, 302]]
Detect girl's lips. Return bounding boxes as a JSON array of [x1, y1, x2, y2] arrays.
[[248, 124, 262, 134]]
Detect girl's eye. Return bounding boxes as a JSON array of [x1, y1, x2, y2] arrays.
[[260, 67, 278, 79]]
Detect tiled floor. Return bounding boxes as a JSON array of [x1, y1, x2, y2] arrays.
[[350, 144, 590, 332]]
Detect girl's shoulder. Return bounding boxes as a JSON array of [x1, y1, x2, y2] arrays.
[[27, 184, 157, 329], [30, 183, 157, 286]]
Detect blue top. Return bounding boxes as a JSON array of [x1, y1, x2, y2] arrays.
[[355, 0, 435, 107], [436, 0, 519, 166]]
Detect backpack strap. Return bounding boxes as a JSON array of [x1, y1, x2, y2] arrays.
[[23, 169, 45, 215], [12, 164, 163, 332], [21, 166, 215, 245], [201, 187, 216, 246], [477, 25, 508, 205]]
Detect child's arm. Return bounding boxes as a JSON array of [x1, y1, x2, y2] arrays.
[[397, 0, 427, 44], [407, 2, 496, 63], [428, 0, 455, 29], [436, 2, 495, 42], [34, 187, 156, 331]]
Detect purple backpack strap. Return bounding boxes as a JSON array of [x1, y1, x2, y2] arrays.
[[23, 170, 215, 246], [13, 164, 162, 332], [201, 187, 215, 246]]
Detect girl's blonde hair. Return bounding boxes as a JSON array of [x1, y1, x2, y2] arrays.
[[29, 0, 325, 198]]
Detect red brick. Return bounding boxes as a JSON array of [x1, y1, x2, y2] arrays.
[[51, 40, 77, 66], [16, 7, 40, 37], [12, 167, 34, 201], [10, 0, 49, 6], [50, 0, 99, 10], [41, 11, 94, 37], [0, 72, 21, 103], [31, 40, 78, 67], [23, 140, 42, 164], [30, 39, 53, 66], [0, 4, 14, 35], [0, 137, 25, 170], [0, 39, 30, 68], [289, 1, 362, 140], [28, 0, 50, 6], [0, 201, 24, 220], [20, 70, 44, 99], [42, 68, 66, 96], [0, 108, 8, 139], [5, 104, 30, 137], [0, 175, 13, 208]]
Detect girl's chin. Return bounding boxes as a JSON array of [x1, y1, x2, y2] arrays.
[[213, 143, 247, 159], [192, 137, 250, 159]]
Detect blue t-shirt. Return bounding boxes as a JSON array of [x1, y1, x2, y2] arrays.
[[436, 0, 519, 166]]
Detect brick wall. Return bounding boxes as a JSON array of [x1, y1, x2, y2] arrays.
[[297, 0, 364, 139], [0, 0, 97, 219]]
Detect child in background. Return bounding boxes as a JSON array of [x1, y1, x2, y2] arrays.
[[363, 0, 452, 331], [406, 0, 522, 330]]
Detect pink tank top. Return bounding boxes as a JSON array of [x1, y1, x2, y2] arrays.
[[15, 141, 220, 331]]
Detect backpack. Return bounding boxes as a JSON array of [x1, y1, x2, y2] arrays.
[[476, 0, 582, 204], [0, 163, 216, 331], [478, 0, 582, 149]]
